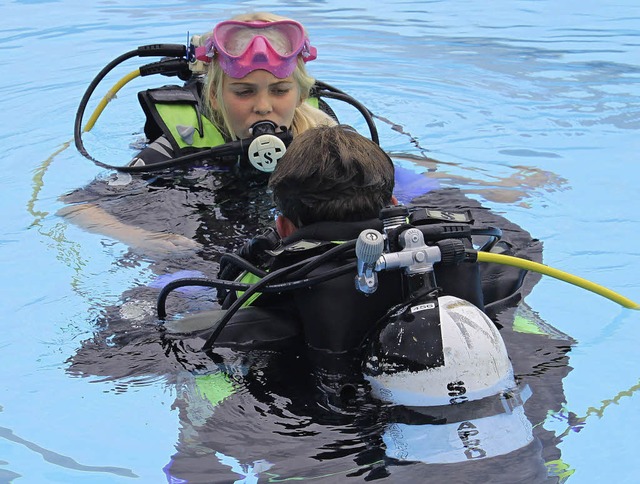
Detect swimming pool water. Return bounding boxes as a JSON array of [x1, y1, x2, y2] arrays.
[[1, 0, 639, 482]]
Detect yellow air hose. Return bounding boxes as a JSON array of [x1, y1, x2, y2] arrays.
[[476, 251, 639, 310], [82, 68, 141, 132]]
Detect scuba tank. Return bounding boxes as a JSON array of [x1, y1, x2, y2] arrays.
[[355, 205, 517, 407], [355, 205, 536, 461], [355, 203, 638, 409]]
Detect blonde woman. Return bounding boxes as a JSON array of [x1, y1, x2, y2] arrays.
[[61, 12, 336, 254], [131, 12, 335, 167]]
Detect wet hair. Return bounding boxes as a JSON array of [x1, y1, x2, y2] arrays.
[[269, 125, 395, 226], [203, 12, 334, 140]]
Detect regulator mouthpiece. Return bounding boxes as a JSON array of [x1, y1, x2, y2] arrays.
[[247, 120, 287, 173], [248, 120, 278, 136]]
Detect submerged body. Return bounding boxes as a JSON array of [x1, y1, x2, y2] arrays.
[[65, 172, 572, 482]]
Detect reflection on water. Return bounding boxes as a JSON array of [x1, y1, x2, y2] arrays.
[[67, 295, 575, 482]]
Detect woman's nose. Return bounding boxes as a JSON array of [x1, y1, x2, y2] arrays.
[[253, 93, 272, 115]]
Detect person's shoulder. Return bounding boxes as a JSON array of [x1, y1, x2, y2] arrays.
[[129, 135, 176, 166]]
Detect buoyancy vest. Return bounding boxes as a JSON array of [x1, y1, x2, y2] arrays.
[[219, 217, 485, 355], [409, 188, 543, 320], [262, 220, 407, 354], [138, 81, 227, 156]]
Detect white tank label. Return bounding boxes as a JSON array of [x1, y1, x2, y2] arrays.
[[410, 302, 436, 313]]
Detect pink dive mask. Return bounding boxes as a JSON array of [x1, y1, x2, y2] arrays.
[[195, 20, 317, 79]]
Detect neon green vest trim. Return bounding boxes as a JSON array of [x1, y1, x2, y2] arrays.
[[155, 103, 226, 149], [512, 314, 547, 335], [232, 239, 344, 307], [306, 97, 320, 109], [195, 372, 236, 406], [235, 271, 264, 308], [545, 459, 575, 481]]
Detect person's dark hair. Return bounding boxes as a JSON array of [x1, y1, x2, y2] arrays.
[[268, 125, 395, 226]]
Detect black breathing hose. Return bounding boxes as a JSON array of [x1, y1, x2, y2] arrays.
[[74, 44, 188, 166], [200, 259, 314, 351], [73, 44, 293, 173], [286, 240, 356, 279], [313, 86, 379, 144], [158, 241, 357, 320], [156, 262, 357, 320], [74, 46, 381, 173], [156, 239, 361, 350]]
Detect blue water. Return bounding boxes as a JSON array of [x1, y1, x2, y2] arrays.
[[2, 0, 639, 482]]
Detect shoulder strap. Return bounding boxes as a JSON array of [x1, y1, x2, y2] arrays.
[[308, 84, 339, 122], [137, 82, 226, 154]]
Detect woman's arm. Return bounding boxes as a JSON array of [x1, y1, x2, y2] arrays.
[[58, 202, 201, 255]]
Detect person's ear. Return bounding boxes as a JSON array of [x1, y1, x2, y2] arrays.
[[210, 95, 219, 111], [276, 214, 297, 238], [391, 195, 399, 206]]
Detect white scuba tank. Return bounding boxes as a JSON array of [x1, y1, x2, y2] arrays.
[[365, 295, 515, 407], [364, 294, 534, 463]]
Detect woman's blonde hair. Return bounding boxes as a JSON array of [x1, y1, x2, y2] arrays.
[[203, 12, 335, 140]]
